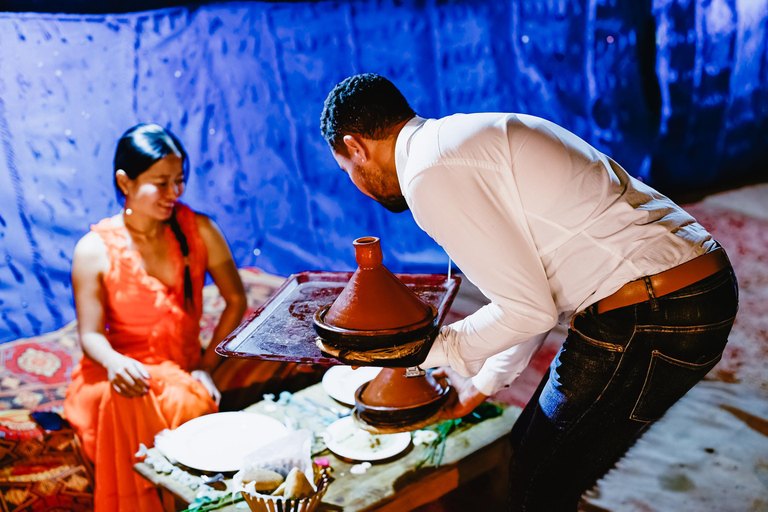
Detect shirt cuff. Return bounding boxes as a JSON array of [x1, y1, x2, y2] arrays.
[[467, 332, 549, 395], [420, 327, 450, 369], [470, 370, 499, 397]]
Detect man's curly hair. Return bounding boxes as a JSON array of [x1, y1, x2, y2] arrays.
[[320, 73, 416, 152]]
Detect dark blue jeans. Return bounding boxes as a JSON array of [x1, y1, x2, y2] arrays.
[[508, 264, 739, 511]]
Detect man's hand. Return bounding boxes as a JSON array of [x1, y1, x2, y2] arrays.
[[191, 369, 222, 406], [105, 354, 151, 398], [432, 366, 488, 419]]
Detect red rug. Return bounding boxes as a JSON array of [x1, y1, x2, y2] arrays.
[[683, 202, 768, 393], [0, 410, 94, 512], [0, 268, 298, 414]]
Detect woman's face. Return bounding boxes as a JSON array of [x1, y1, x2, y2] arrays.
[[123, 155, 185, 220]]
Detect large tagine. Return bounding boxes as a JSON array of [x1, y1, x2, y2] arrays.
[[313, 236, 438, 350], [314, 236, 450, 433]]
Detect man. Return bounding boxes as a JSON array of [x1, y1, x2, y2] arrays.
[[320, 73, 738, 511]]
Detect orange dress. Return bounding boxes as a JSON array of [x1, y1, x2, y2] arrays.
[[64, 204, 218, 512]]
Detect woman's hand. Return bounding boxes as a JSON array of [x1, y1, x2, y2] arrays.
[[105, 353, 151, 398], [190, 369, 221, 406], [432, 366, 488, 420]]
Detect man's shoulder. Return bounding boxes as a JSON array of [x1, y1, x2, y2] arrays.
[[417, 113, 517, 165], [401, 112, 552, 181], [432, 112, 533, 142]]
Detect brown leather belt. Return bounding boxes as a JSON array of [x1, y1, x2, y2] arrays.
[[596, 247, 730, 314]]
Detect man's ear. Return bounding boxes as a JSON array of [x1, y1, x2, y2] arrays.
[[342, 134, 369, 163]]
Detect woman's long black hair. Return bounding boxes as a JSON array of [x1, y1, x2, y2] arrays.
[[114, 123, 194, 309]]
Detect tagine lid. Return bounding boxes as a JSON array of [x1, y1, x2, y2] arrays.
[[323, 237, 434, 332]]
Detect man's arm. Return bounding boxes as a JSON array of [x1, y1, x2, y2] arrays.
[[434, 333, 547, 419], [406, 163, 558, 377], [469, 332, 548, 395]]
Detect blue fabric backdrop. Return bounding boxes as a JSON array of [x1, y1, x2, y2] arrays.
[[1, 0, 766, 343]]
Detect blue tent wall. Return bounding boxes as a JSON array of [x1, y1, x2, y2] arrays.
[[0, 0, 766, 343]]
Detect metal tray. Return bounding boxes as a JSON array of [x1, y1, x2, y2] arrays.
[[216, 271, 461, 367]]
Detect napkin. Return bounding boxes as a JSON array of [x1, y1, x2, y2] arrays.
[[232, 429, 315, 494]]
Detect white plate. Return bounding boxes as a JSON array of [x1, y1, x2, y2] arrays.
[[156, 412, 288, 472], [322, 366, 381, 406], [323, 416, 410, 462]]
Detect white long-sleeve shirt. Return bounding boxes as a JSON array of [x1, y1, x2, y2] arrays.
[[395, 114, 715, 395]]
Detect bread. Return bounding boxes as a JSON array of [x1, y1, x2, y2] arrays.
[[240, 467, 284, 493], [283, 467, 314, 499]]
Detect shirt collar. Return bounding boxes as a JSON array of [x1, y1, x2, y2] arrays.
[[394, 116, 427, 190]]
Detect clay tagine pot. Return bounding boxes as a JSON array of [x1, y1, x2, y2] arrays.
[[313, 236, 437, 350], [312, 236, 449, 431], [354, 368, 449, 430]]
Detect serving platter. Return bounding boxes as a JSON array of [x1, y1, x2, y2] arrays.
[[216, 271, 461, 367]]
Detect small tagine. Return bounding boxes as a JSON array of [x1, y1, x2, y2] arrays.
[[354, 368, 449, 431]]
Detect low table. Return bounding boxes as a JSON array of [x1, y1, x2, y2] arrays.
[[134, 383, 519, 511]]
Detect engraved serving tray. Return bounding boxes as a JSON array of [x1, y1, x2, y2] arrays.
[[216, 271, 461, 367]]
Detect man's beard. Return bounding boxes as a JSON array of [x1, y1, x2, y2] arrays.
[[378, 194, 409, 213], [351, 161, 409, 213]]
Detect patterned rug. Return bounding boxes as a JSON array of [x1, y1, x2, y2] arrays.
[[0, 410, 94, 512], [0, 333, 76, 414]]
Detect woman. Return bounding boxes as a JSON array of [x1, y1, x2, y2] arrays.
[[64, 124, 247, 511]]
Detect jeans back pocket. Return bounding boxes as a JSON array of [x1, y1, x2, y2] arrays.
[[630, 350, 721, 422]]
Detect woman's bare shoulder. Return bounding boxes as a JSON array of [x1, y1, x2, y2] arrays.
[[193, 211, 226, 242], [73, 230, 110, 273], [193, 210, 214, 231], [193, 211, 234, 266]]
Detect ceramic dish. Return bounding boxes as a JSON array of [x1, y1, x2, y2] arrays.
[[354, 385, 450, 428], [322, 366, 381, 406], [313, 303, 438, 350], [155, 412, 287, 472], [323, 416, 410, 461]]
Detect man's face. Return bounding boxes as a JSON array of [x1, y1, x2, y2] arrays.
[[333, 150, 409, 213]]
